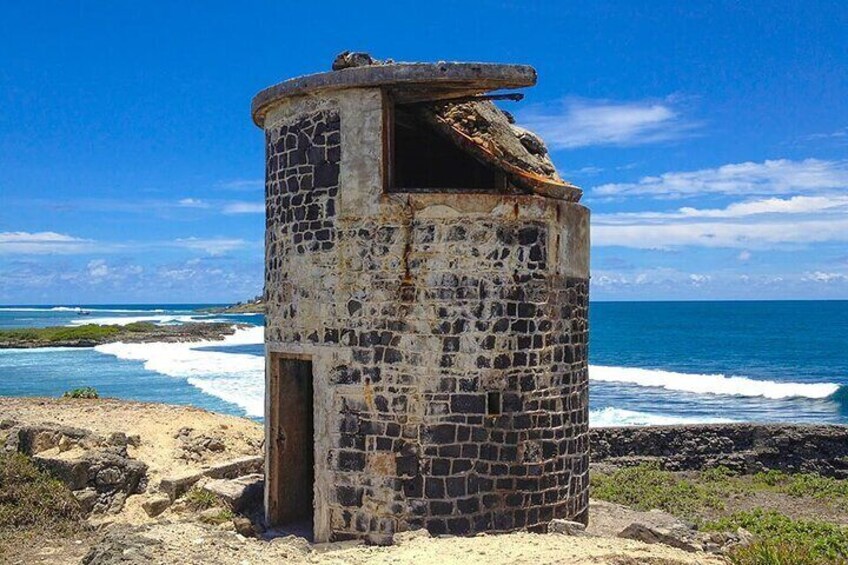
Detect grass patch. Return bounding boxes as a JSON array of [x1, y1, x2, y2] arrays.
[[590, 463, 725, 519], [705, 509, 848, 564], [200, 508, 235, 525], [62, 387, 99, 399], [0, 324, 122, 343], [123, 322, 158, 332], [184, 487, 220, 511], [0, 452, 84, 557], [0, 322, 159, 345]]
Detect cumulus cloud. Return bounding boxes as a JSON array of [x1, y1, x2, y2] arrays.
[[0, 231, 97, 254], [218, 179, 264, 191], [592, 217, 848, 249], [87, 259, 109, 278], [222, 201, 264, 214], [178, 198, 209, 208], [802, 271, 848, 283], [173, 237, 248, 256], [596, 195, 848, 222], [594, 159, 848, 198], [517, 97, 697, 149]]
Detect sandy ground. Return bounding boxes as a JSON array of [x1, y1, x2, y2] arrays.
[[2, 398, 729, 564], [0, 397, 263, 477], [0, 397, 264, 524], [80, 522, 726, 565]]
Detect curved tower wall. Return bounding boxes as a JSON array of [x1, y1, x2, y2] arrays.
[[262, 87, 590, 543]]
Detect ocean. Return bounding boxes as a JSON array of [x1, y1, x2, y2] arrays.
[[1, 301, 846, 426]]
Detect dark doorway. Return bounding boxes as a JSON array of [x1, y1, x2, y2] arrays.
[[268, 355, 314, 529]]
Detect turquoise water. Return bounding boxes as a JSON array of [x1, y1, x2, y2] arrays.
[[1, 301, 846, 426]]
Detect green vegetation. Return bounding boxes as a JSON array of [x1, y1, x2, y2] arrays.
[[752, 469, 848, 506], [184, 486, 220, 511], [123, 322, 158, 332], [592, 464, 848, 519], [0, 452, 84, 556], [590, 463, 725, 519], [200, 508, 235, 525], [591, 464, 848, 565], [0, 324, 122, 343], [62, 387, 99, 399], [705, 510, 848, 565]]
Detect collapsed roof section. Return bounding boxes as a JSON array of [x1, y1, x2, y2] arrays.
[[251, 52, 581, 202]]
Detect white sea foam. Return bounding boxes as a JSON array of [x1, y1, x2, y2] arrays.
[[0, 307, 168, 313], [95, 326, 265, 417], [590, 365, 840, 400], [589, 407, 735, 427], [69, 314, 222, 326], [0, 346, 93, 354]]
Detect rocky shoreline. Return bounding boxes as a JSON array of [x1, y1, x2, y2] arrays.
[[198, 298, 265, 315], [2, 398, 847, 564], [591, 422, 848, 478], [0, 322, 242, 349]]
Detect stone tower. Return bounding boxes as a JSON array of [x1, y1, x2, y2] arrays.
[[253, 54, 590, 544]]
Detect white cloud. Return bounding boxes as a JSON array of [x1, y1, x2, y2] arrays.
[[737, 250, 752, 261], [222, 201, 264, 214], [218, 179, 264, 191], [517, 97, 696, 149], [595, 159, 848, 198], [597, 195, 848, 223], [802, 271, 848, 283], [0, 231, 97, 254], [803, 127, 848, 142], [178, 198, 209, 208], [592, 217, 848, 249], [689, 274, 711, 286], [87, 259, 109, 278], [173, 237, 248, 256]]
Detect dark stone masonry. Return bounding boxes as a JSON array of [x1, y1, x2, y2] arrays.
[[591, 423, 848, 479], [255, 55, 590, 543]]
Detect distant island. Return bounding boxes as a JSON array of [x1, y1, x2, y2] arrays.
[[0, 322, 240, 349], [198, 295, 265, 314]]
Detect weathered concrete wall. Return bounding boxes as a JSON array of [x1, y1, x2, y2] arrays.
[[263, 89, 590, 543], [591, 423, 848, 478]]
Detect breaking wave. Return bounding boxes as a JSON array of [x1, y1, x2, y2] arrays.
[[0, 306, 168, 313], [590, 365, 842, 400], [95, 325, 265, 417], [69, 314, 224, 326], [589, 407, 735, 427]]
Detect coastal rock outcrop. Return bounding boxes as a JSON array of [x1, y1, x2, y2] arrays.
[[5, 423, 148, 514], [591, 423, 848, 478]]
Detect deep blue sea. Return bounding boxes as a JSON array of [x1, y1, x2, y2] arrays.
[[1, 301, 846, 426]]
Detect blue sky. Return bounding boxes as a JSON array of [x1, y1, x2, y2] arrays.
[[1, 1, 846, 303]]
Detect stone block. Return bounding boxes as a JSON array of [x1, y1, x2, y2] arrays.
[[202, 474, 264, 513], [548, 519, 586, 535], [142, 494, 171, 518]]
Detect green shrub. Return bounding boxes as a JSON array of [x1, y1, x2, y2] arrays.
[[62, 387, 99, 399], [590, 463, 724, 518], [705, 509, 848, 564], [200, 508, 235, 525], [728, 540, 831, 565], [184, 487, 219, 511], [752, 469, 789, 488], [785, 473, 848, 502], [0, 324, 122, 343], [123, 322, 157, 332]]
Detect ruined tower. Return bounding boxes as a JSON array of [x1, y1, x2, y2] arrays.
[[254, 54, 590, 543]]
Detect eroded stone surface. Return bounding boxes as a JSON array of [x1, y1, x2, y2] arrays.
[[262, 88, 590, 543]]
